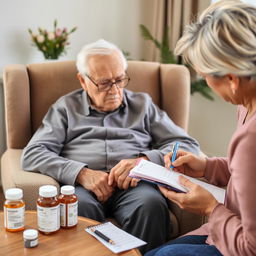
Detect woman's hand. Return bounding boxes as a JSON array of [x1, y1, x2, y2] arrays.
[[159, 176, 219, 216], [164, 149, 206, 178]]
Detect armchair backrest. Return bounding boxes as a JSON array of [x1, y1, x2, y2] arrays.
[[3, 60, 190, 149]]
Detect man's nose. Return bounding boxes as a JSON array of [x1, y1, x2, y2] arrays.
[[108, 83, 119, 93]]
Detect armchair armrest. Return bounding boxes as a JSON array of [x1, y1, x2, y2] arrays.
[[3, 65, 31, 148], [1, 149, 59, 209], [168, 201, 207, 236]]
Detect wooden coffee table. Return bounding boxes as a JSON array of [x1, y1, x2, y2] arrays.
[[0, 211, 141, 256]]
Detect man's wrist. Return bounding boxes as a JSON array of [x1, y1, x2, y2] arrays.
[[138, 153, 149, 160], [76, 167, 87, 184]]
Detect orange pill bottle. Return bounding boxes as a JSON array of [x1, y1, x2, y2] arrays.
[[4, 188, 25, 232], [37, 185, 60, 234], [58, 185, 78, 228]]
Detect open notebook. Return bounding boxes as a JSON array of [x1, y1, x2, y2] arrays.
[[129, 159, 226, 204]]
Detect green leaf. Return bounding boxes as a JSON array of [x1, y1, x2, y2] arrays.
[[140, 24, 161, 49], [69, 27, 77, 33], [191, 79, 214, 100]]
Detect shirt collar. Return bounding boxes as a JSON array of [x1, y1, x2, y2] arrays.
[[82, 90, 91, 116], [82, 89, 127, 116], [121, 90, 128, 113]]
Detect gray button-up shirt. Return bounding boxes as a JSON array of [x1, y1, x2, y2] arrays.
[[21, 89, 199, 185]]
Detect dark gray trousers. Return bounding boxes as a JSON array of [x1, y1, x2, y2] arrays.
[[75, 182, 171, 254]]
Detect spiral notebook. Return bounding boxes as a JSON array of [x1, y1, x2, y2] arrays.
[[85, 222, 146, 253]]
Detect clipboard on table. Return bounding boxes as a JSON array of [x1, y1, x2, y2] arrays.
[[85, 222, 146, 253]]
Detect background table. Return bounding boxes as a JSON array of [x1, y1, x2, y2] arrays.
[[0, 211, 141, 256]]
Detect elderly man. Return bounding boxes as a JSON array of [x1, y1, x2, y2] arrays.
[[22, 39, 199, 253]]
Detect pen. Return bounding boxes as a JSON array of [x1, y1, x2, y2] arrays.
[[90, 228, 115, 245], [170, 142, 180, 169]]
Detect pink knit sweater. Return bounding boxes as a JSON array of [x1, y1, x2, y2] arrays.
[[186, 105, 256, 256]]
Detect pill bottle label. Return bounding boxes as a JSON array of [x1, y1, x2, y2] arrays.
[[4, 205, 25, 229], [37, 205, 60, 232], [60, 201, 78, 227], [30, 239, 38, 247]]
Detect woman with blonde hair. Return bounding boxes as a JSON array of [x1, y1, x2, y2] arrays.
[[145, 0, 256, 255]]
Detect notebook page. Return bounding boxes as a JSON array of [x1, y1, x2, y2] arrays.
[[131, 160, 187, 192], [85, 222, 146, 253], [186, 176, 226, 204]]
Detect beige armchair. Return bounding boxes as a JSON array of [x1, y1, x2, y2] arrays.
[[1, 60, 205, 237]]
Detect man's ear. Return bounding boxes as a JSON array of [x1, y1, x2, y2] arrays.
[[77, 73, 88, 91], [226, 74, 239, 94]]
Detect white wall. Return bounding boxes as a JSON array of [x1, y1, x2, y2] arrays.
[[0, 0, 237, 163], [0, 0, 152, 71], [189, 93, 237, 157]]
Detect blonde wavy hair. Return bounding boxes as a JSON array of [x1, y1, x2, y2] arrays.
[[175, 0, 256, 78]]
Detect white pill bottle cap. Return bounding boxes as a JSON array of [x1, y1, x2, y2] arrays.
[[5, 188, 23, 200], [39, 185, 57, 197], [61, 185, 75, 195]]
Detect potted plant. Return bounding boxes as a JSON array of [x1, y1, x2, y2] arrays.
[[140, 24, 213, 100]]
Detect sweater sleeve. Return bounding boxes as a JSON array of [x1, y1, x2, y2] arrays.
[[204, 157, 230, 186]]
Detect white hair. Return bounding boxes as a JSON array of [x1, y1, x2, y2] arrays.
[[175, 0, 256, 78], [76, 39, 128, 75]]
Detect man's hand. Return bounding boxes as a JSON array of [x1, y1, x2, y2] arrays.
[[108, 156, 148, 190], [76, 168, 114, 202], [159, 176, 219, 216]]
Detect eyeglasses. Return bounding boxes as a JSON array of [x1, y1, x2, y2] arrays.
[[85, 73, 130, 92]]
